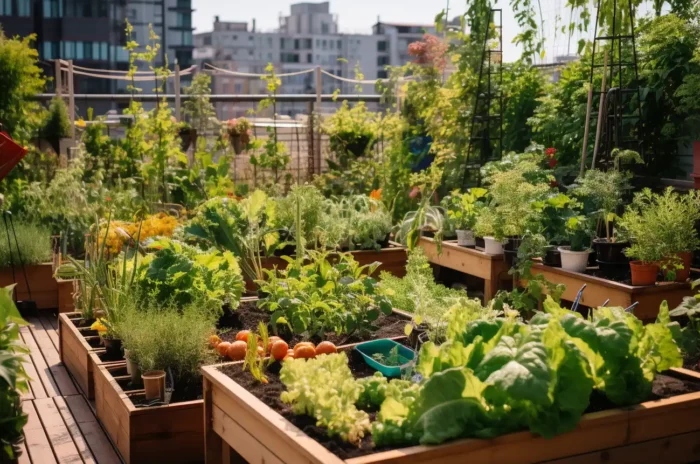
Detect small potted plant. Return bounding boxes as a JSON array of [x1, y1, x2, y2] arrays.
[[441, 188, 488, 248], [558, 215, 594, 273], [177, 120, 197, 152], [225, 118, 252, 154], [620, 188, 700, 284]]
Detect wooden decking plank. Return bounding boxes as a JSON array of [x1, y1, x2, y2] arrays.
[[64, 395, 122, 464], [23, 401, 58, 464], [20, 327, 60, 398], [19, 352, 37, 401], [54, 396, 96, 464], [17, 439, 31, 464], [22, 354, 46, 400], [26, 318, 78, 397], [38, 314, 60, 351], [34, 397, 83, 463]]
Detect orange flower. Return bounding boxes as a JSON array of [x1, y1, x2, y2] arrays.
[[369, 189, 382, 201]]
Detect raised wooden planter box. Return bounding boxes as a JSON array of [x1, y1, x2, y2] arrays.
[[522, 263, 696, 322], [93, 359, 203, 464], [201, 365, 700, 464], [419, 237, 510, 302], [244, 245, 408, 292], [89, 301, 411, 464], [0, 262, 59, 309], [59, 312, 105, 399]]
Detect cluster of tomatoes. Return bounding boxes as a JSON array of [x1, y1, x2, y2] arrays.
[[209, 330, 338, 362]]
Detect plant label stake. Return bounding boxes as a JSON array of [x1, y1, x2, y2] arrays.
[[572, 284, 587, 312]]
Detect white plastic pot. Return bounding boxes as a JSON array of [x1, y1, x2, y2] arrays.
[[483, 236, 504, 255], [456, 230, 476, 247], [558, 246, 591, 273]]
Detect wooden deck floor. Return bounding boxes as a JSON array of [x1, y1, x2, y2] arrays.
[[18, 312, 122, 464]]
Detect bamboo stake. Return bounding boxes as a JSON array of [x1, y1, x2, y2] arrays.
[[591, 50, 608, 170], [579, 85, 593, 177]]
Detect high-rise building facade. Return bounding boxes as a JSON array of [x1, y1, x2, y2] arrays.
[[0, 0, 193, 96]]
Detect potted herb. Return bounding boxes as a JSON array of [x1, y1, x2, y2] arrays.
[[531, 193, 581, 267], [322, 101, 378, 169], [572, 159, 637, 276], [180, 73, 218, 153], [225, 117, 252, 155], [441, 188, 488, 248], [620, 188, 700, 284], [558, 215, 593, 273], [475, 157, 552, 257]]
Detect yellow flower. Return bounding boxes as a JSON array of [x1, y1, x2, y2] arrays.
[[75, 118, 86, 128], [91, 318, 108, 333]]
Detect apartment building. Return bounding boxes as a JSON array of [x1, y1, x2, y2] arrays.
[[194, 1, 435, 118]]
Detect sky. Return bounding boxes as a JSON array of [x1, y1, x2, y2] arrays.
[[192, 0, 593, 64]]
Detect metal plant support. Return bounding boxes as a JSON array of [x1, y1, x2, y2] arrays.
[[462, 8, 504, 187]]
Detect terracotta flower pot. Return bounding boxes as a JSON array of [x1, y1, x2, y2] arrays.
[[629, 261, 659, 286], [665, 251, 693, 282]]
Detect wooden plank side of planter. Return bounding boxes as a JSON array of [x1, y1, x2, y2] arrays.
[[93, 361, 131, 463], [204, 365, 700, 464], [543, 429, 700, 464], [204, 365, 344, 464], [129, 400, 204, 463], [94, 356, 206, 464], [0, 263, 58, 309], [524, 263, 695, 321], [59, 313, 92, 398]]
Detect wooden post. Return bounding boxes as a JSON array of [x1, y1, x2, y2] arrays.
[[591, 50, 608, 170], [203, 378, 223, 464], [315, 66, 322, 176], [55, 59, 62, 97], [68, 60, 75, 141], [307, 101, 315, 181], [175, 64, 182, 121]]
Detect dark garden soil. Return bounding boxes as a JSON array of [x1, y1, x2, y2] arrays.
[[219, 355, 700, 460], [216, 300, 409, 347]]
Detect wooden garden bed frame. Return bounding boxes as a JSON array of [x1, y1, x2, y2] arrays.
[[201, 363, 700, 464], [0, 262, 60, 309], [59, 312, 106, 399], [419, 237, 510, 302], [522, 262, 695, 322]]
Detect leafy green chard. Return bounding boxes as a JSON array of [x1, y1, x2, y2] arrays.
[[257, 251, 393, 338], [356, 372, 420, 410], [280, 353, 371, 444], [373, 296, 682, 447]]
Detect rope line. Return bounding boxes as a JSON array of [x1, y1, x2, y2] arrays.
[[204, 63, 315, 78]]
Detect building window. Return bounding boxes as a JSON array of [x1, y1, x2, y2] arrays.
[[377, 56, 389, 66], [17, 0, 31, 16], [0, 0, 12, 15], [294, 39, 299, 50], [321, 22, 329, 34], [322, 40, 327, 49], [234, 83, 242, 93], [203, 35, 212, 46], [43, 0, 62, 17], [377, 41, 387, 52], [377, 70, 388, 79], [307, 53, 312, 63]]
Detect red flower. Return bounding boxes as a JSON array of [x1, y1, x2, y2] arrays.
[[548, 158, 558, 168], [550, 180, 559, 188], [105, 197, 112, 202], [545, 147, 557, 157]]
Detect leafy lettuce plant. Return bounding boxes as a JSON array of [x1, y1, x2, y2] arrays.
[[133, 238, 244, 313], [280, 353, 371, 444], [373, 296, 682, 447], [257, 251, 393, 338]]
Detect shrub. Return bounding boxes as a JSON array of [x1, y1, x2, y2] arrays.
[[40, 97, 72, 143], [0, 220, 51, 267]]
